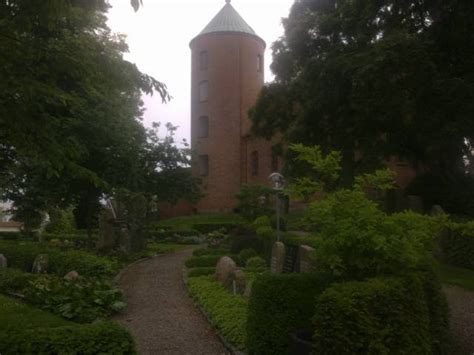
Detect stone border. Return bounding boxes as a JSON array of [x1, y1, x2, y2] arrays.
[[182, 269, 245, 355]]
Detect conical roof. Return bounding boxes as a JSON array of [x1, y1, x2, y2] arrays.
[[191, 1, 264, 45]]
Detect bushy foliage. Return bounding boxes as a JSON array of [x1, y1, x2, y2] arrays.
[[238, 248, 258, 266], [0, 241, 118, 277], [303, 190, 443, 280], [245, 257, 266, 269], [45, 207, 77, 234], [185, 255, 224, 268], [42, 232, 98, 249], [0, 232, 21, 241], [24, 276, 125, 323], [0, 321, 136, 355], [313, 273, 449, 354], [0, 268, 37, 294], [187, 267, 216, 278], [187, 276, 248, 350], [0, 268, 125, 323], [236, 185, 273, 220], [439, 221, 474, 269], [193, 223, 237, 234], [247, 273, 329, 354], [192, 248, 229, 257]]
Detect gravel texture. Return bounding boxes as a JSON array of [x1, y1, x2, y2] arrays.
[[114, 248, 229, 355], [443, 285, 474, 355]]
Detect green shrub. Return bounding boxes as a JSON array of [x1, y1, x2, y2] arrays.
[[192, 223, 237, 234], [303, 192, 442, 280], [256, 226, 276, 261], [0, 268, 37, 293], [148, 229, 199, 241], [0, 321, 136, 354], [312, 273, 449, 354], [247, 273, 329, 354], [0, 241, 118, 277], [0, 294, 71, 333], [187, 276, 247, 350], [245, 256, 266, 269], [187, 267, 215, 278], [235, 184, 274, 220], [0, 232, 21, 240], [439, 221, 474, 269], [185, 255, 223, 268], [252, 216, 271, 229], [42, 233, 97, 249], [238, 248, 258, 266], [230, 233, 263, 254], [192, 248, 229, 257]]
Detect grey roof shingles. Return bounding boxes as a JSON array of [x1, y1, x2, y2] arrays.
[[196, 1, 261, 39]]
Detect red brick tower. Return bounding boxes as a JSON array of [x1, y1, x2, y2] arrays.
[[190, 0, 274, 212]]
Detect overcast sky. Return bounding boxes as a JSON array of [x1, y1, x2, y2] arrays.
[[106, 0, 294, 143]]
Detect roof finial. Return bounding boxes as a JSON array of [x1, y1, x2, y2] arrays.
[[225, 0, 231, 4]]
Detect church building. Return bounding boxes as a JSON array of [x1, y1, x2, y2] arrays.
[[190, 0, 280, 212]]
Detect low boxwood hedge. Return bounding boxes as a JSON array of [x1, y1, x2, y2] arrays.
[[192, 248, 229, 257], [0, 241, 118, 277], [187, 276, 247, 350], [246, 273, 330, 355], [187, 267, 216, 278], [192, 223, 237, 234], [0, 232, 21, 241], [0, 321, 136, 354], [185, 255, 229, 268], [440, 221, 474, 269], [0, 294, 70, 333], [312, 273, 450, 354]]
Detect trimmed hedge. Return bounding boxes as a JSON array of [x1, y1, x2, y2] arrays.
[[0, 232, 21, 240], [185, 255, 223, 268], [246, 273, 329, 354], [440, 222, 474, 269], [192, 222, 237, 233], [0, 294, 70, 333], [148, 229, 199, 240], [312, 273, 449, 354], [0, 321, 136, 354], [187, 267, 216, 278], [192, 248, 229, 257], [0, 241, 118, 276], [187, 276, 247, 350]]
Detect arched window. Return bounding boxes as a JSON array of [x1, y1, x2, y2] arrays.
[[199, 81, 208, 102], [251, 150, 259, 176], [198, 116, 209, 138]]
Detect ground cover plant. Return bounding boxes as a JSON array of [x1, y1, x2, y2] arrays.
[[187, 276, 248, 351], [437, 262, 474, 291]]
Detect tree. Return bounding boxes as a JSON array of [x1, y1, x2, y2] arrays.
[[0, 1, 199, 229], [250, 0, 474, 184]]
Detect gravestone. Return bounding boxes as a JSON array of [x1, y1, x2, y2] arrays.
[[32, 254, 49, 274], [64, 270, 80, 282], [297, 245, 315, 273], [215, 256, 237, 288], [430, 205, 445, 216], [407, 195, 423, 213], [271, 242, 286, 273], [0, 254, 7, 268]]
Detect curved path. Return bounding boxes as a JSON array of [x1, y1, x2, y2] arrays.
[[114, 248, 228, 355]]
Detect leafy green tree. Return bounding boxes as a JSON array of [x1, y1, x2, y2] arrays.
[[251, 0, 474, 183], [0, 1, 200, 230]]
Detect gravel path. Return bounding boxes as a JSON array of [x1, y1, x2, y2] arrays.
[[444, 285, 474, 355], [114, 249, 228, 355]]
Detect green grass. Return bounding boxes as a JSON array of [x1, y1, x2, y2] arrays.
[[0, 294, 71, 332], [156, 213, 242, 229], [436, 262, 474, 291]]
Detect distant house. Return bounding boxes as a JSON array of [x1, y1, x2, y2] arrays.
[[0, 221, 23, 233]]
